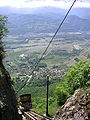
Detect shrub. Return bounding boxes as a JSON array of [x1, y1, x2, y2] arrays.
[[65, 60, 90, 94], [55, 82, 70, 106], [55, 60, 90, 106]]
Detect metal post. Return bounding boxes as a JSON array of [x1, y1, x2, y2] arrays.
[[46, 75, 49, 116]]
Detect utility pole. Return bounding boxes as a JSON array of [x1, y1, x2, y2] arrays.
[[46, 75, 49, 117]]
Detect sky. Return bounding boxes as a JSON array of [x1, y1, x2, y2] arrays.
[[0, 0, 90, 9]]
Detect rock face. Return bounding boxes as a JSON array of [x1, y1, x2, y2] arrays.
[[54, 88, 90, 120], [0, 63, 20, 120]]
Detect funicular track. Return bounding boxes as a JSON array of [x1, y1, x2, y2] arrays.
[[23, 111, 53, 120]]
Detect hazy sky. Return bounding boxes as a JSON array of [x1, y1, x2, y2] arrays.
[[0, 0, 90, 8]]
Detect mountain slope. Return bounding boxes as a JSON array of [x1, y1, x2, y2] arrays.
[[6, 14, 90, 36]]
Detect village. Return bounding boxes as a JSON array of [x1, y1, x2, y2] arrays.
[[7, 56, 68, 85]]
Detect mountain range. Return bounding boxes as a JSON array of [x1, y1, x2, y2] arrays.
[[0, 6, 90, 19], [0, 6, 90, 36]]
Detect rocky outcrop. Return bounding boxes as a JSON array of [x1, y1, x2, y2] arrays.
[[0, 63, 20, 120], [54, 88, 90, 120]]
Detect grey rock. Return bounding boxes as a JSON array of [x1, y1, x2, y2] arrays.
[[54, 88, 90, 120]]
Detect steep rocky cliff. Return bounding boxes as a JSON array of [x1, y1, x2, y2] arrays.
[[54, 88, 90, 120], [0, 62, 20, 120]]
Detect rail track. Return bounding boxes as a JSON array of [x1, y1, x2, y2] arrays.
[[22, 111, 53, 120]]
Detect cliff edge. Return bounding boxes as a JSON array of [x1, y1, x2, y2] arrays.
[[0, 63, 20, 120]]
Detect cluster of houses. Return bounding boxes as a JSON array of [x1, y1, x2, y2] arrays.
[[34, 67, 67, 80], [7, 59, 67, 82]]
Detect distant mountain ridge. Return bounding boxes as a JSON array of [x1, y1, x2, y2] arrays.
[[5, 13, 90, 36], [0, 6, 90, 19], [0, 6, 90, 36]]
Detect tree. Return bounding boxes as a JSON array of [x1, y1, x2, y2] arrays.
[[0, 15, 8, 61]]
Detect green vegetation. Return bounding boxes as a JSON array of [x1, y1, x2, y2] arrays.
[[42, 49, 75, 65], [0, 15, 8, 60], [32, 97, 58, 117], [14, 60, 90, 116], [55, 82, 70, 106], [65, 60, 90, 91], [55, 60, 90, 106], [16, 83, 58, 116], [0, 70, 2, 78], [87, 54, 90, 59]]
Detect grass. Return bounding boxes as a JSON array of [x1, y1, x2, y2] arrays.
[[43, 55, 70, 66]]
